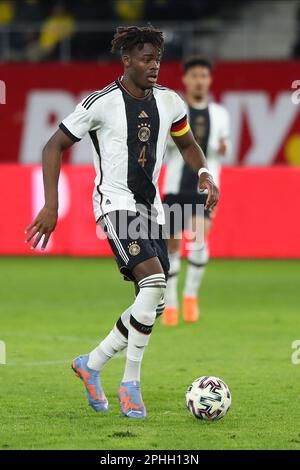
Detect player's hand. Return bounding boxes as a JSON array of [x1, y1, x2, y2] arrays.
[[218, 138, 227, 156], [24, 206, 58, 250], [199, 173, 219, 211]]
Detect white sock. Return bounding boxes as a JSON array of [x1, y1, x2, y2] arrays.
[[122, 359, 141, 383], [87, 291, 166, 372], [184, 242, 209, 297], [87, 306, 131, 371], [87, 285, 166, 373], [165, 251, 181, 308], [122, 274, 166, 383]]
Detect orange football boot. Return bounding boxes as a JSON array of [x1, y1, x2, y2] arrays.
[[183, 296, 199, 323], [161, 306, 179, 326]]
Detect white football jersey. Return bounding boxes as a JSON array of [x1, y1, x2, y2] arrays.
[[60, 78, 189, 225]]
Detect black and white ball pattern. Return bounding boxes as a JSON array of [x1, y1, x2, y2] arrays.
[[186, 376, 231, 420]]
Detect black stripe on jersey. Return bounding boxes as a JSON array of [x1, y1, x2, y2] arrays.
[[83, 84, 118, 110], [85, 85, 118, 109], [119, 83, 160, 208], [59, 122, 81, 142], [82, 91, 99, 108], [89, 130, 104, 217], [83, 84, 116, 109], [81, 81, 115, 108], [83, 82, 116, 107]]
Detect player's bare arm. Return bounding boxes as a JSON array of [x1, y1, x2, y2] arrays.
[[24, 129, 74, 250], [172, 129, 219, 211]]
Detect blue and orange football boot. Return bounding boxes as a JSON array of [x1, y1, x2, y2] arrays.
[[117, 381, 146, 418], [71, 354, 108, 412]]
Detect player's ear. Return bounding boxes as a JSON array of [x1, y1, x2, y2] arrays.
[[182, 74, 187, 87], [122, 54, 131, 68]]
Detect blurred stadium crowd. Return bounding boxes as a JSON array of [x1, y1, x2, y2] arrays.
[[0, 0, 299, 61], [0, 0, 235, 61]]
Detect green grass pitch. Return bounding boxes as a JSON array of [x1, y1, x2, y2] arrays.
[[0, 256, 299, 450]]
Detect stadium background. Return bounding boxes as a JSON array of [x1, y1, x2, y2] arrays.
[[1, 0, 300, 451], [1, 0, 300, 258]]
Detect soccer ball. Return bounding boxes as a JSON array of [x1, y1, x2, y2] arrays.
[[186, 376, 231, 420]]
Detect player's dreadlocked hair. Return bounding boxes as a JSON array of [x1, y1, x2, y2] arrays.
[[111, 24, 164, 55]]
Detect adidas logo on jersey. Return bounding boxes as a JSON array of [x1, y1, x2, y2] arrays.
[[105, 199, 111, 205], [138, 110, 149, 118]]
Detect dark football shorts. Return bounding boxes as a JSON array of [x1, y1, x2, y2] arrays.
[[163, 192, 211, 237], [98, 210, 170, 282]]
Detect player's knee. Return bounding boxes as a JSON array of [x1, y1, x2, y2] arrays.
[[135, 274, 166, 324]]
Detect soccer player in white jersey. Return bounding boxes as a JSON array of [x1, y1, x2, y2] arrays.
[[163, 58, 230, 326], [24, 26, 218, 419]]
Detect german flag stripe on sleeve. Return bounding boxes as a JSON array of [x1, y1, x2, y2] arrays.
[[170, 114, 190, 137]]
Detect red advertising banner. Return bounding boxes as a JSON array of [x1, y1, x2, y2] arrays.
[[1, 61, 300, 166], [0, 164, 300, 258]]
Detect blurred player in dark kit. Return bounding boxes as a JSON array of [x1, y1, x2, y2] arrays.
[[163, 58, 230, 326]]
